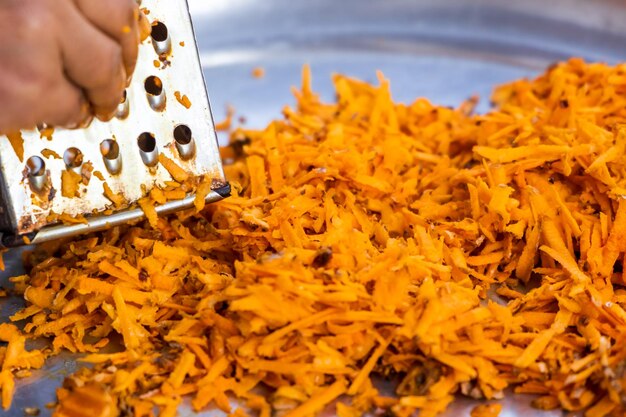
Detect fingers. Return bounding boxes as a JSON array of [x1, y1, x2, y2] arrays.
[[57, 2, 127, 121], [139, 11, 151, 42], [8, 74, 88, 131], [0, 0, 146, 132], [73, 0, 140, 79], [43, 79, 90, 128]]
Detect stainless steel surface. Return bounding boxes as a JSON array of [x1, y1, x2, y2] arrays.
[[0, 0, 226, 238], [27, 188, 229, 246], [3, 0, 626, 415]]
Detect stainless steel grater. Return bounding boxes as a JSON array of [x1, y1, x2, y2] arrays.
[[0, 0, 229, 248]]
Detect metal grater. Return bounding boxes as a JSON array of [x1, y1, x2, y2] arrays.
[[0, 0, 229, 248]]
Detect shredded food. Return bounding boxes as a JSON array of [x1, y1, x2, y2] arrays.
[[61, 170, 83, 198], [3, 59, 626, 417], [39, 127, 54, 141], [216, 105, 236, 131], [252, 67, 266, 79], [174, 91, 192, 109], [6, 132, 24, 162], [41, 149, 62, 160], [470, 403, 502, 417]]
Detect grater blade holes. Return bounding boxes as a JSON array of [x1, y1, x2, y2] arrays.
[[145, 76, 163, 95], [116, 90, 130, 119], [63, 148, 84, 169], [137, 132, 159, 167], [173, 124, 192, 145], [173, 124, 195, 160], [100, 139, 122, 174], [26, 156, 47, 193], [100, 139, 120, 160], [145, 76, 166, 111], [137, 132, 156, 152], [151, 21, 168, 42], [150, 21, 171, 56], [26, 156, 46, 177]]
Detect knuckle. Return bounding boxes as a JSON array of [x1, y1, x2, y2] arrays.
[[13, 4, 53, 41], [20, 71, 56, 107]]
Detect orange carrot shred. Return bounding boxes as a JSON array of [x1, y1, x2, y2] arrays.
[[6, 59, 626, 417]]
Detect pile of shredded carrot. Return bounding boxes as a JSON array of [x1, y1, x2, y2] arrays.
[[3, 58, 626, 417]]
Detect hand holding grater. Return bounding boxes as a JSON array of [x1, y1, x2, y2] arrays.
[[0, 0, 229, 248]]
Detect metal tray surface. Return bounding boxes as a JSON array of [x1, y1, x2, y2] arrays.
[[3, 0, 626, 415]]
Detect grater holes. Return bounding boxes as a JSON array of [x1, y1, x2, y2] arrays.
[[116, 90, 129, 120], [138, 132, 156, 152], [145, 76, 163, 95], [100, 139, 119, 160], [173, 124, 195, 160], [137, 132, 159, 167], [63, 147, 84, 169], [26, 156, 46, 177], [174, 125, 192, 145], [26, 156, 47, 193], [100, 139, 122, 174], [150, 21, 171, 56], [151, 22, 168, 42], [145, 76, 166, 111]]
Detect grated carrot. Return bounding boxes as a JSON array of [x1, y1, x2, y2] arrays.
[[61, 170, 82, 198], [216, 105, 235, 131], [41, 149, 61, 159], [4, 59, 626, 417], [252, 67, 265, 79], [174, 91, 192, 109], [158, 154, 189, 183]]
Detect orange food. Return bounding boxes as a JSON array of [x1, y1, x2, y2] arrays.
[[5, 59, 626, 417], [102, 183, 125, 208], [54, 383, 118, 417], [93, 171, 105, 182], [252, 67, 265, 78], [61, 170, 82, 198], [174, 91, 192, 109], [55, 213, 88, 225], [41, 149, 61, 160], [39, 127, 54, 141], [158, 154, 189, 183], [5, 132, 24, 162], [471, 404, 502, 417], [215, 105, 235, 131], [137, 197, 158, 228]]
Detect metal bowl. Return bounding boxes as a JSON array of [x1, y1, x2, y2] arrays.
[[3, 0, 626, 415]]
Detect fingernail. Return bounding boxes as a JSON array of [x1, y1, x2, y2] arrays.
[[95, 113, 110, 122], [96, 109, 118, 122], [79, 114, 94, 129], [66, 102, 92, 129], [94, 107, 108, 121]]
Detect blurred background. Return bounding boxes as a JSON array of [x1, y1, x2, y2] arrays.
[[187, 0, 626, 145]]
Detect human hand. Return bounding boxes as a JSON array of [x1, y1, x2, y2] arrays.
[[0, 0, 151, 133]]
